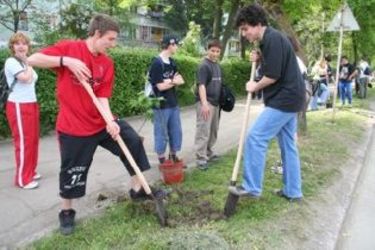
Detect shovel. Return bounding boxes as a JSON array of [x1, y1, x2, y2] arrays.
[[80, 79, 167, 226], [224, 60, 256, 217]]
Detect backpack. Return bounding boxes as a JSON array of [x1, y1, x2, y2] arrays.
[[219, 84, 235, 112], [197, 63, 236, 112], [144, 56, 165, 97], [0, 58, 21, 109]]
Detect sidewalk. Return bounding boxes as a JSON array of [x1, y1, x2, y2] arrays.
[[0, 99, 264, 248], [335, 124, 375, 250]]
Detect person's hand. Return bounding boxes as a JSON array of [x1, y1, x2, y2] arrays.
[[250, 50, 259, 62], [200, 102, 210, 121], [64, 57, 92, 83], [172, 73, 184, 85], [15, 52, 28, 64], [106, 120, 120, 140], [246, 80, 257, 93]]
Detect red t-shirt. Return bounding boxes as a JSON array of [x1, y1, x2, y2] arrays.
[[40, 40, 114, 136]]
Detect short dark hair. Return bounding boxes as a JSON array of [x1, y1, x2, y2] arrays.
[[324, 54, 332, 62], [341, 55, 348, 60], [235, 4, 268, 28], [88, 14, 120, 37], [207, 40, 222, 50]]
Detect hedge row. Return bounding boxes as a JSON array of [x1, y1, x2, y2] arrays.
[[0, 48, 250, 139]]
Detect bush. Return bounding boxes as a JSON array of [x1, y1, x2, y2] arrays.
[[0, 48, 250, 139]]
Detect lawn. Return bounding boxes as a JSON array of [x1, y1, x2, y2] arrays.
[[29, 89, 374, 250]]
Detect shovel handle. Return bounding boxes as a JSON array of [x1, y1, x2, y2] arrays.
[[230, 61, 257, 183], [80, 80, 153, 195]]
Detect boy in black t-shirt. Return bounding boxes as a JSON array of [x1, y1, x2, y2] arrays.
[[149, 35, 185, 164], [194, 40, 223, 170], [228, 4, 304, 202]]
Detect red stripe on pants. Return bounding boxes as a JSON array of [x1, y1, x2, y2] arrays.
[[6, 101, 40, 187]]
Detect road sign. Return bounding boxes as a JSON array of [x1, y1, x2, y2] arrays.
[[327, 3, 360, 32]]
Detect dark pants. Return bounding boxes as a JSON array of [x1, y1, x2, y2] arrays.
[[58, 119, 150, 199]]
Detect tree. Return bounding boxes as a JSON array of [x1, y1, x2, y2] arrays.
[[0, 0, 32, 32]]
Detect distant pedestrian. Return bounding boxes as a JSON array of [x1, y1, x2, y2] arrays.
[[339, 56, 357, 106], [5, 32, 41, 190], [195, 40, 223, 170], [229, 4, 305, 202], [357, 57, 371, 98]]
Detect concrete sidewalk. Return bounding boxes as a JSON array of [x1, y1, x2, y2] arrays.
[[336, 124, 375, 250], [0, 100, 264, 248]]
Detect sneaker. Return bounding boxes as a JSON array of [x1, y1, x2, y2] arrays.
[[274, 190, 302, 203], [228, 186, 260, 198], [196, 160, 208, 171], [169, 154, 187, 168], [22, 181, 39, 190], [129, 188, 150, 202], [59, 209, 76, 235], [208, 154, 220, 162], [33, 173, 42, 180]]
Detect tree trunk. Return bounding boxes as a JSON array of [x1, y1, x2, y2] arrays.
[[212, 0, 224, 39], [220, 0, 240, 58], [263, 2, 308, 65], [352, 32, 358, 64]]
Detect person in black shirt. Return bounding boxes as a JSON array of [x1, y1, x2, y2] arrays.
[[229, 4, 304, 202], [194, 40, 223, 170], [149, 35, 185, 164], [339, 56, 357, 106]]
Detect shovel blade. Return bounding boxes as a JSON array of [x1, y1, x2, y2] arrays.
[[154, 197, 168, 226], [224, 192, 239, 218]]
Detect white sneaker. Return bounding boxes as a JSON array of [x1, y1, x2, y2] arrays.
[[22, 181, 39, 190], [33, 173, 42, 180]]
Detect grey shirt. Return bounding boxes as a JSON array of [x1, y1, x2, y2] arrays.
[[196, 58, 222, 106]]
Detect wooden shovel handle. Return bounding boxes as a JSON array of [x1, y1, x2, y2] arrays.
[[230, 61, 257, 182], [80, 80, 153, 195]]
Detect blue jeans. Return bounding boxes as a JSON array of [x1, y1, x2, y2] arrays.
[[153, 107, 182, 155], [339, 80, 353, 104], [242, 107, 303, 198]]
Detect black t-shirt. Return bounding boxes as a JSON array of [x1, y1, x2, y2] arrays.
[[339, 63, 355, 82], [195, 58, 222, 106], [259, 27, 305, 112], [149, 56, 178, 109]]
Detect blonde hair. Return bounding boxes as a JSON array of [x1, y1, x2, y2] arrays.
[[8, 32, 31, 56]]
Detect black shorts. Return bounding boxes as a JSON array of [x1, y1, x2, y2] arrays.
[[58, 119, 151, 199]]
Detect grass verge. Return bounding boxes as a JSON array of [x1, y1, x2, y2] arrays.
[[29, 89, 374, 250]]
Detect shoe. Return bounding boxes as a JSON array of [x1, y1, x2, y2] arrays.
[[228, 186, 260, 198], [208, 154, 220, 162], [33, 173, 42, 180], [129, 188, 150, 202], [158, 157, 166, 164], [59, 209, 76, 235], [274, 190, 302, 203], [196, 160, 208, 171], [22, 181, 39, 190], [169, 154, 187, 168]]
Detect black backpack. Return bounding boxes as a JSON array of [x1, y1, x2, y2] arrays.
[[0, 58, 22, 109], [219, 84, 235, 112], [198, 63, 236, 112]]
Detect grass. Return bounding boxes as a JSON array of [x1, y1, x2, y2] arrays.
[[28, 89, 375, 250]]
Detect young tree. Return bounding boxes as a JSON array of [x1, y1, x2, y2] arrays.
[[0, 0, 32, 32]]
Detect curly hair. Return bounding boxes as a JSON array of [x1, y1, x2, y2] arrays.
[[235, 4, 268, 28], [8, 32, 31, 56]]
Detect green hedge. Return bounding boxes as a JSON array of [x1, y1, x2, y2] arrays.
[[0, 48, 250, 139]]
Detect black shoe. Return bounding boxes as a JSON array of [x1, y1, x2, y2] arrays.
[[129, 188, 169, 202], [59, 209, 76, 235], [274, 190, 302, 203], [129, 188, 150, 202]]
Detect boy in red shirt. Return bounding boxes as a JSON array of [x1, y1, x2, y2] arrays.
[[28, 14, 159, 235]]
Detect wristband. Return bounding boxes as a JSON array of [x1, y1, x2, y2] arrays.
[[60, 56, 64, 67]]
